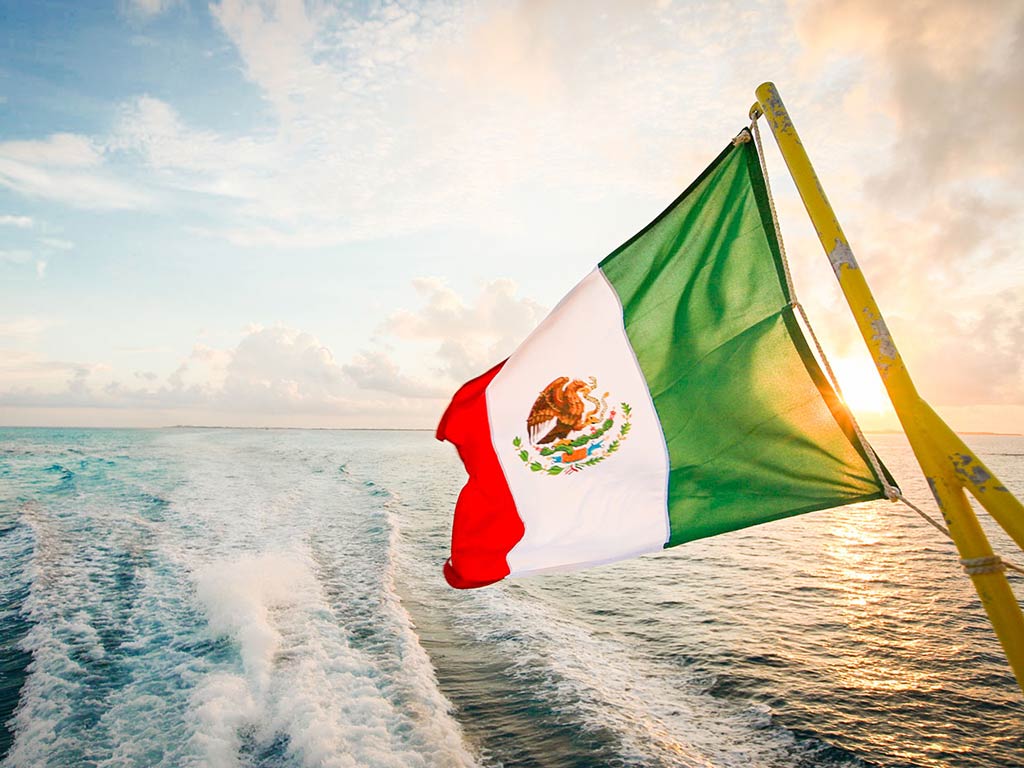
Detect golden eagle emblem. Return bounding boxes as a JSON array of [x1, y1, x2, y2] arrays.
[[527, 376, 607, 445], [512, 375, 632, 476]]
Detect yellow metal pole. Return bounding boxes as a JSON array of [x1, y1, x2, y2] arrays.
[[915, 401, 1024, 552], [752, 81, 1024, 694]]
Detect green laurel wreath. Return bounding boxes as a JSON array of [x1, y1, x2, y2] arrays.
[[513, 402, 632, 476]]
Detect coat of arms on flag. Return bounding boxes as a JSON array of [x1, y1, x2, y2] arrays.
[[511, 375, 631, 476]]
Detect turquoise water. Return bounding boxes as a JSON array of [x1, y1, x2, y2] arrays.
[[0, 427, 1021, 767]]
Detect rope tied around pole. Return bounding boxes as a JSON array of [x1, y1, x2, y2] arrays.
[[961, 556, 1006, 576], [894, 486, 1024, 577]]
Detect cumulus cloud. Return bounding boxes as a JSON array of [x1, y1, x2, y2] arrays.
[[385, 277, 546, 380], [0, 352, 106, 397], [0, 276, 543, 425], [219, 326, 348, 407], [342, 351, 448, 398], [3, 0, 1019, 425], [0, 321, 451, 425]]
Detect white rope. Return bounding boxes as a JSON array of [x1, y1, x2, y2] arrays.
[[1000, 559, 1024, 577], [961, 556, 1006, 576], [891, 491, 949, 536], [749, 115, 896, 501]]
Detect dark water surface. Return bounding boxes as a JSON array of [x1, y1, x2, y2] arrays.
[[0, 428, 1021, 767]]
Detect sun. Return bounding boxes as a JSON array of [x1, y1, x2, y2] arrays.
[[830, 356, 892, 415]]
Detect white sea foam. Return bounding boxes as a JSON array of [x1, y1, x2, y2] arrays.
[[191, 549, 461, 767], [3, 431, 478, 768], [195, 552, 310, 694], [188, 673, 260, 768]]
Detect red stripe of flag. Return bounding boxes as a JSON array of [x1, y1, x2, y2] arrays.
[[436, 359, 524, 588]]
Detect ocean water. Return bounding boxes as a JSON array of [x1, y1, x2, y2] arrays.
[[0, 427, 1021, 768]]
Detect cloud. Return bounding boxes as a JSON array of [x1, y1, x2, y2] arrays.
[[342, 350, 448, 398], [4, 0, 1018, 426], [783, 0, 1024, 409], [0, 249, 49, 280], [0, 133, 103, 167], [0, 1, 796, 244], [122, 0, 182, 19], [798, 0, 1024, 194], [384, 277, 546, 380], [907, 290, 1023, 405], [0, 322, 448, 422], [0, 133, 150, 210], [113, 96, 274, 193], [219, 325, 348, 407], [38, 237, 74, 251], [0, 351, 104, 395], [0, 274, 544, 425], [0, 316, 53, 342], [0, 215, 32, 228], [85, 0, 796, 246], [0, 249, 33, 264]]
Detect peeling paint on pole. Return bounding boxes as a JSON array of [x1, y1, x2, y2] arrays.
[[759, 83, 793, 136], [954, 452, 994, 490], [860, 308, 897, 375], [828, 239, 858, 275]]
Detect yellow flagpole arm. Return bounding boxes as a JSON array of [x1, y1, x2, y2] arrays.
[[752, 81, 1024, 694], [916, 402, 1024, 552]]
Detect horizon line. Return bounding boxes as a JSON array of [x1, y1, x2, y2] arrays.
[[1, 425, 1021, 437]]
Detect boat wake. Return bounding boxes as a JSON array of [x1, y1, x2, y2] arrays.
[[0, 430, 477, 768]]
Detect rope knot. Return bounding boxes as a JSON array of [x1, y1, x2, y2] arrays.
[[960, 556, 1005, 576]]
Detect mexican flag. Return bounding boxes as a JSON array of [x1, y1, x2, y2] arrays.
[[437, 130, 894, 589]]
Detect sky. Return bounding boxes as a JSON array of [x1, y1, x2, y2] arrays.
[[0, 0, 1022, 432]]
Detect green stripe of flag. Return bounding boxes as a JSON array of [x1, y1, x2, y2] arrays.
[[600, 134, 889, 547]]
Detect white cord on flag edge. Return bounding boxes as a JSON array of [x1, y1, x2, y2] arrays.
[[747, 115, 1024, 580], [748, 117, 892, 492]]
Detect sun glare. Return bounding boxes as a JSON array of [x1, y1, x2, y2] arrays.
[[830, 356, 892, 415]]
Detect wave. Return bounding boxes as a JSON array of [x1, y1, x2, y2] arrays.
[[1, 430, 478, 768], [0, 516, 34, 762], [191, 548, 476, 768]]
